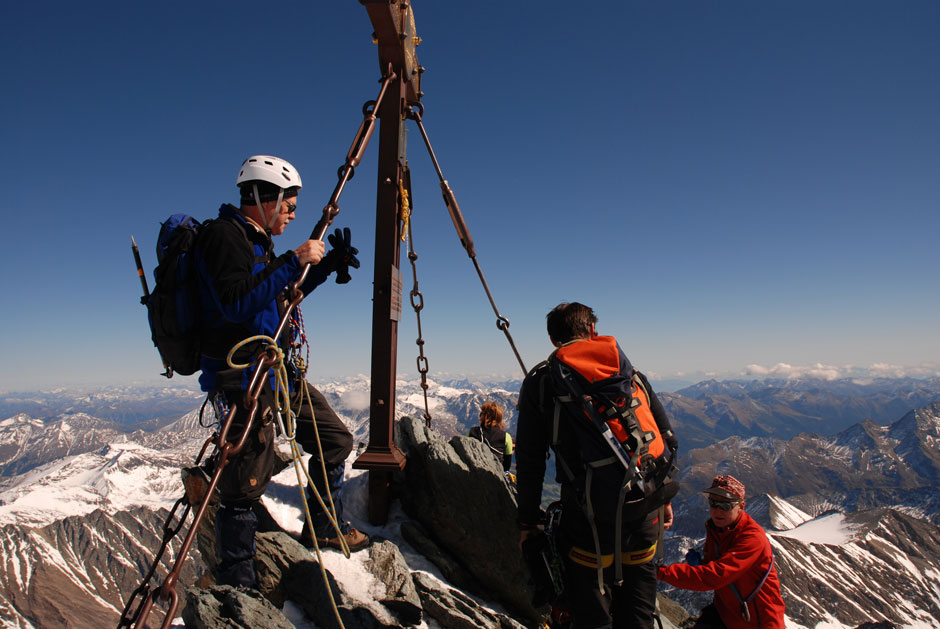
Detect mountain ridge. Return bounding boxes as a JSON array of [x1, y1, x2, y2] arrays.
[[2, 379, 940, 627]]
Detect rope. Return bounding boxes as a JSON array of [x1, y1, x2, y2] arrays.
[[225, 330, 348, 628]]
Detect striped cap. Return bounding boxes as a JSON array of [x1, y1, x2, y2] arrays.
[[704, 475, 746, 501]]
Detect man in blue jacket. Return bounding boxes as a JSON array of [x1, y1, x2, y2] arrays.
[[195, 155, 368, 589]]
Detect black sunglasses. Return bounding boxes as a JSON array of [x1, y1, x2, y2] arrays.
[[285, 201, 297, 213], [708, 499, 740, 511]]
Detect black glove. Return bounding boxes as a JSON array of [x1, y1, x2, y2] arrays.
[[325, 227, 360, 284]]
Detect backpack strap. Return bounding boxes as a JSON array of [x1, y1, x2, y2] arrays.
[[482, 429, 504, 457], [714, 542, 776, 623], [551, 392, 580, 483], [632, 370, 680, 494], [549, 355, 649, 592], [582, 465, 607, 594], [226, 215, 271, 266], [552, 357, 644, 480]]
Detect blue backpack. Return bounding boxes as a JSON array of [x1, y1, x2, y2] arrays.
[[145, 214, 205, 377]]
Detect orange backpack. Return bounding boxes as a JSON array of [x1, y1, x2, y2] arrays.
[[548, 336, 678, 522]]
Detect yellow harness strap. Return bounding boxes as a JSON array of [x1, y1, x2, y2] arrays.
[[568, 541, 657, 569]]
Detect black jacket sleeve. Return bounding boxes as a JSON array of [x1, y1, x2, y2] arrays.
[[514, 365, 552, 527]]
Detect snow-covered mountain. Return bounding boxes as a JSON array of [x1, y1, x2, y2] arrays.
[[671, 401, 940, 537], [0, 507, 200, 628], [1, 379, 939, 627], [0, 384, 205, 428], [769, 507, 940, 627], [660, 402, 940, 627], [661, 496, 940, 628]]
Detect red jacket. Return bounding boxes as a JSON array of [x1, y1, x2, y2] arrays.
[[658, 512, 785, 628]]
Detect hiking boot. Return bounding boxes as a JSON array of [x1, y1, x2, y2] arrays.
[[299, 522, 370, 553], [181, 465, 212, 507], [318, 528, 371, 553]]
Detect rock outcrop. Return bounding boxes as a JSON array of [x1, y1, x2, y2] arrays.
[[183, 417, 542, 626], [396, 414, 540, 622], [181, 416, 695, 628]]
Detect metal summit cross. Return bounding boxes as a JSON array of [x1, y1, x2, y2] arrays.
[[352, 0, 423, 524]]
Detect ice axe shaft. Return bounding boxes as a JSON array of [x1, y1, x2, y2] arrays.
[[131, 236, 151, 301], [131, 236, 172, 377]]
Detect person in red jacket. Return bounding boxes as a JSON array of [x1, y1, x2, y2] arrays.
[[658, 476, 785, 628]]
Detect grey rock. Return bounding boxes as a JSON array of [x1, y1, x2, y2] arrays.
[[254, 531, 318, 606], [412, 571, 526, 629], [250, 532, 406, 629], [364, 540, 423, 625], [182, 585, 294, 629], [657, 592, 691, 628], [194, 512, 415, 628], [397, 415, 539, 623], [399, 520, 486, 595]]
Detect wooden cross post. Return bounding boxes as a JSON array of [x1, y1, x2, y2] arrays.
[[352, 0, 422, 525]]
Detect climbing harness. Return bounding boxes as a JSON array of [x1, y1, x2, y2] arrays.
[[566, 541, 658, 569]]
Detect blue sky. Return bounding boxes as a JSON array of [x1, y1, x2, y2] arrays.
[[3, 1, 939, 392]]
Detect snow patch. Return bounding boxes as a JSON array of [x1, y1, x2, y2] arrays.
[[772, 511, 860, 546]]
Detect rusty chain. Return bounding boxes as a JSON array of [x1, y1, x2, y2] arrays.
[[400, 169, 433, 427]]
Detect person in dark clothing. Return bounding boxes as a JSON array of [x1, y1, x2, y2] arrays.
[[195, 155, 368, 589], [468, 401, 514, 472], [515, 302, 678, 629], [658, 476, 785, 629]]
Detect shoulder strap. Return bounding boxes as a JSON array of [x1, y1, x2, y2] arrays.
[[713, 541, 776, 613], [550, 355, 642, 474], [217, 214, 270, 265]]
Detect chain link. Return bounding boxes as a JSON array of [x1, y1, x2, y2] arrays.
[[402, 172, 433, 427]]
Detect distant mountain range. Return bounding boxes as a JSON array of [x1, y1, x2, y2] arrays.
[[2, 376, 940, 627], [660, 376, 940, 449], [0, 384, 204, 428], [5, 374, 938, 447], [669, 401, 940, 536], [0, 507, 200, 628]]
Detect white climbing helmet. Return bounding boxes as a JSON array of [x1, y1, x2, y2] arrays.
[[236, 155, 302, 229], [236, 155, 303, 190]]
